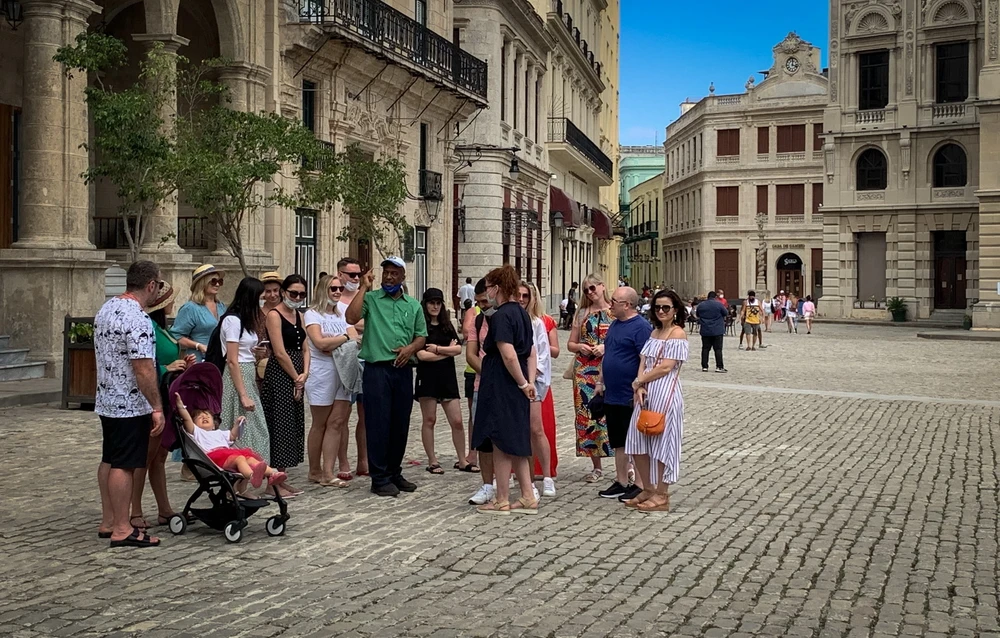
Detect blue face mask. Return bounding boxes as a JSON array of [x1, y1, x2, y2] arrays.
[[382, 283, 402, 295]]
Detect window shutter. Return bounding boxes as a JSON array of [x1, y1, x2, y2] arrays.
[[777, 125, 806, 153], [813, 124, 824, 152], [716, 186, 739, 216], [717, 129, 740, 157], [812, 183, 824, 215], [776, 184, 804, 215], [758, 127, 769, 154], [757, 185, 768, 215]]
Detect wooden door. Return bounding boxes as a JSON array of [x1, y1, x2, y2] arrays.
[[714, 249, 739, 298], [778, 270, 803, 298], [934, 255, 967, 309]]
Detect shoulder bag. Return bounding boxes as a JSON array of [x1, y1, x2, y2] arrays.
[[635, 340, 681, 436]]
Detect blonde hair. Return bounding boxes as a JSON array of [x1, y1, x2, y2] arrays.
[[190, 276, 211, 305], [310, 274, 342, 315], [519, 281, 545, 320], [578, 273, 611, 316]]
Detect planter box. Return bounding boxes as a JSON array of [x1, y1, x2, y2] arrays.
[[62, 316, 97, 408]]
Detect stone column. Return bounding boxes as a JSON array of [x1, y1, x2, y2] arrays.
[[526, 64, 537, 143], [504, 42, 516, 128], [132, 33, 190, 255], [514, 48, 526, 134], [972, 6, 1000, 328], [15, 0, 100, 250]]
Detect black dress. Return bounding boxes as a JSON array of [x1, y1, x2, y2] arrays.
[[414, 321, 461, 401], [471, 301, 533, 457], [262, 310, 306, 469]]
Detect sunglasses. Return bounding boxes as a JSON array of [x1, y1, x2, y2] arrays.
[[286, 290, 306, 300], [520, 292, 531, 300], [654, 304, 675, 313], [586, 284, 602, 293], [209, 278, 224, 287], [329, 286, 344, 292], [341, 271, 361, 279]]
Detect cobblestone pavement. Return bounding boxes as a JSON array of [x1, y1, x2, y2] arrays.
[[1, 325, 998, 638]]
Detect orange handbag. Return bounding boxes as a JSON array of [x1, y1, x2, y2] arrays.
[[636, 408, 665, 436]]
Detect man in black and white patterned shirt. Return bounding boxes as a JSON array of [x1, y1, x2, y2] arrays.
[[95, 260, 165, 548]]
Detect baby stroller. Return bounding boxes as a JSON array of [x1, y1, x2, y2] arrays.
[[165, 363, 290, 543]]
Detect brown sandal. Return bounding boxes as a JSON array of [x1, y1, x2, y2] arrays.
[[637, 495, 670, 512], [623, 489, 654, 509], [510, 496, 539, 515], [476, 500, 510, 516]]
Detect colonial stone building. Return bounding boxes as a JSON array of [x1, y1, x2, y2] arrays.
[[618, 144, 664, 282], [626, 171, 663, 290], [660, 33, 828, 302], [822, 0, 1000, 327], [0, 0, 487, 371]]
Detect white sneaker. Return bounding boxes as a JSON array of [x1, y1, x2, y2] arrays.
[[542, 477, 556, 497], [469, 483, 496, 505], [533, 485, 540, 501]]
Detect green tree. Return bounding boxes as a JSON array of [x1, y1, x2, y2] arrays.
[[54, 33, 177, 263]]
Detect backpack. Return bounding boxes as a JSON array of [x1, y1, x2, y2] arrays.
[[203, 320, 227, 373]]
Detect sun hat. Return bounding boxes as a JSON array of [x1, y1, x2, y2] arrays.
[[147, 281, 177, 313], [422, 287, 445, 303], [381, 256, 405, 269], [260, 271, 282, 284], [191, 264, 222, 290]]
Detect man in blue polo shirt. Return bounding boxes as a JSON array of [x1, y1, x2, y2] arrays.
[[345, 256, 427, 497], [595, 286, 651, 502]]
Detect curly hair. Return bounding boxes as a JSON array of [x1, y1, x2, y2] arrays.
[[648, 289, 687, 329], [484, 265, 521, 301]]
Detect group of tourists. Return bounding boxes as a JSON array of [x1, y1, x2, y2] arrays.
[[94, 259, 690, 546]]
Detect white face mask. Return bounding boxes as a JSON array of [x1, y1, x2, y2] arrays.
[[344, 280, 360, 292], [284, 298, 304, 310]]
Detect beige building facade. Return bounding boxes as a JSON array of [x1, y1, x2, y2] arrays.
[[0, 0, 487, 370], [625, 172, 663, 289], [821, 0, 1000, 327], [660, 33, 828, 303]]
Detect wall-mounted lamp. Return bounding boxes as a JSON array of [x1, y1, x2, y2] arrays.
[[454, 144, 521, 181], [3, 1, 23, 30], [508, 156, 520, 180], [551, 211, 564, 229]]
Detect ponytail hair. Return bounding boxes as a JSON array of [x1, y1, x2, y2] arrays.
[[484, 265, 521, 301]]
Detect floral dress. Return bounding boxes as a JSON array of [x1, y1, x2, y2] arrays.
[[573, 309, 613, 458]]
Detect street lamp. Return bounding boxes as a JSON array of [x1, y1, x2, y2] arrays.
[[3, 1, 23, 30]]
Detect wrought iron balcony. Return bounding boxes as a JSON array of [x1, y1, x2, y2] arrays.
[[551, 0, 602, 78], [548, 117, 613, 178], [418, 169, 443, 201], [295, 0, 487, 101]]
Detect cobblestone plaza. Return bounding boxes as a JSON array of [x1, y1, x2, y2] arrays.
[[1, 325, 998, 638]]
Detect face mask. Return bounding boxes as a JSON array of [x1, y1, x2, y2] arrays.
[[382, 283, 402, 295], [259, 299, 266, 308], [344, 281, 360, 292], [327, 298, 338, 309], [486, 287, 499, 309], [284, 298, 304, 310], [483, 307, 497, 317]]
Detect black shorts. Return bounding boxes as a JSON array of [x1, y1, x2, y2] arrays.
[[100, 414, 152, 469], [604, 403, 633, 450], [476, 438, 494, 454], [464, 372, 476, 399]]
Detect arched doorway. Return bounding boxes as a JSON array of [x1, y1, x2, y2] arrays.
[[776, 252, 803, 297]]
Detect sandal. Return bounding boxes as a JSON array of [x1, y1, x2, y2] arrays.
[[98, 530, 112, 539], [454, 462, 480, 473], [320, 477, 350, 488], [476, 500, 510, 516], [426, 463, 445, 475], [583, 469, 603, 483], [510, 496, 539, 515], [336, 471, 353, 481], [110, 527, 160, 548], [129, 515, 151, 530], [637, 496, 670, 513]]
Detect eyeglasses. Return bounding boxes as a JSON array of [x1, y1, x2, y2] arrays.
[[341, 271, 361, 279], [209, 278, 224, 287], [610, 299, 629, 306], [654, 304, 675, 313], [286, 290, 306, 300], [329, 286, 344, 292]]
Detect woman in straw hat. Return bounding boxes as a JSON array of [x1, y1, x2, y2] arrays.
[[130, 281, 192, 530], [172, 264, 227, 362]]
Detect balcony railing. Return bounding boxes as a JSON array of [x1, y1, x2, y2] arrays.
[[775, 214, 805, 224], [548, 117, 613, 177], [551, 0, 603, 78], [855, 109, 886, 124], [296, 0, 487, 100], [94, 216, 210, 250]]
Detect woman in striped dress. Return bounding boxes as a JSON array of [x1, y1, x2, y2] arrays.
[[625, 289, 688, 513]]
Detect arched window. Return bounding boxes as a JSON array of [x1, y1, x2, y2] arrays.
[[933, 143, 967, 187], [856, 148, 888, 191]]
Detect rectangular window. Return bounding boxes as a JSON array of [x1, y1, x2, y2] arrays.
[[414, 226, 428, 299], [714, 249, 739, 300], [756, 185, 768, 216], [716, 129, 740, 157], [295, 210, 317, 289], [776, 184, 805, 215], [857, 232, 887, 301], [776, 125, 806, 153], [812, 183, 824, 215], [419, 123, 428, 172], [415, 0, 427, 26], [859, 50, 890, 110], [716, 186, 739, 216], [813, 123, 824, 152], [757, 126, 769, 154], [936, 41, 969, 104], [500, 43, 507, 122], [524, 68, 530, 134], [302, 80, 316, 132]]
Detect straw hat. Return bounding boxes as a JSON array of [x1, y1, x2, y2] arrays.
[[191, 264, 222, 290], [260, 271, 282, 284], [147, 281, 177, 313]]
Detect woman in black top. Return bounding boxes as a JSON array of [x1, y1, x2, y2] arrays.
[[415, 288, 472, 474], [262, 274, 311, 495], [472, 265, 538, 515]]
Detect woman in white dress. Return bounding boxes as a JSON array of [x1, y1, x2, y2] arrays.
[[625, 289, 688, 513], [304, 274, 359, 487], [518, 282, 556, 497]]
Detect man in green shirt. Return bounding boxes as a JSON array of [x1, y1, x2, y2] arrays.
[[346, 256, 427, 497]]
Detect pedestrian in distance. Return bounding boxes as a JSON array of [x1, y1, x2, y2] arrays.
[[95, 260, 165, 548], [697, 291, 728, 373], [802, 295, 816, 334], [740, 290, 764, 351], [595, 286, 650, 503], [345, 257, 427, 498]]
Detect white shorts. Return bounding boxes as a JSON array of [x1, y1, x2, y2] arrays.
[[304, 360, 351, 406], [533, 381, 549, 403]]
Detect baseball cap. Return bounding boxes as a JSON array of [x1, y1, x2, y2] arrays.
[[381, 256, 405, 269], [422, 287, 445, 303]]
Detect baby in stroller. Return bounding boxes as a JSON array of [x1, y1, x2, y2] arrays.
[[174, 393, 288, 491]]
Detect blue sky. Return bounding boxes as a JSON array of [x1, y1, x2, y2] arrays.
[[619, 1, 830, 146]]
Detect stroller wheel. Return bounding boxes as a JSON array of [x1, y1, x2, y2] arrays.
[[265, 516, 286, 537], [223, 521, 243, 543], [168, 514, 187, 535]]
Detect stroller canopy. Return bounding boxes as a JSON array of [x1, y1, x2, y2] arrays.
[[168, 362, 223, 425]]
